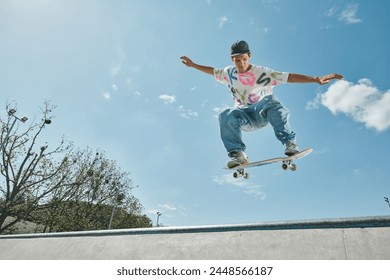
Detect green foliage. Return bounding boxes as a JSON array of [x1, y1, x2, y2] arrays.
[[0, 102, 152, 234]]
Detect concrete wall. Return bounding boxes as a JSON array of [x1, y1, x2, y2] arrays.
[[1, 216, 389, 260]]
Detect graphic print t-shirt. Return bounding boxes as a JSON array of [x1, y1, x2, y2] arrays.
[[214, 65, 289, 107]]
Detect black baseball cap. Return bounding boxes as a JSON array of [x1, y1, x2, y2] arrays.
[[231, 40, 250, 57]]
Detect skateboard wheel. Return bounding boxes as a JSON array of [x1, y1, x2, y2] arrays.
[[282, 163, 289, 170], [290, 164, 297, 171]]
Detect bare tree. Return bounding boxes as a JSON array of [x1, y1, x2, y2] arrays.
[[0, 102, 151, 234], [0, 101, 74, 233]]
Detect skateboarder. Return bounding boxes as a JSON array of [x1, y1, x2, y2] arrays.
[[181, 40, 343, 168]]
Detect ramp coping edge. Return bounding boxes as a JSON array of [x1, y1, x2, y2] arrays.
[[1, 215, 389, 240]]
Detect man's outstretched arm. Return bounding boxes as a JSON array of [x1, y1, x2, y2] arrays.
[[288, 73, 343, 85], [180, 56, 215, 75]]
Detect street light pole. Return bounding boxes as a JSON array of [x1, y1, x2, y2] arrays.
[[156, 212, 162, 227], [108, 187, 119, 230], [108, 185, 139, 230], [385, 197, 390, 208]]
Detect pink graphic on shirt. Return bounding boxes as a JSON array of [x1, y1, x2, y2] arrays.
[[248, 94, 261, 104], [238, 72, 256, 87], [272, 80, 278, 86], [235, 98, 243, 106]]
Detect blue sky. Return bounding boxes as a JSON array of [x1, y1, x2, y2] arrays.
[[1, 0, 389, 227]]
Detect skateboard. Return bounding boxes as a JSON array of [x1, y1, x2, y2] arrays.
[[224, 147, 313, 179]]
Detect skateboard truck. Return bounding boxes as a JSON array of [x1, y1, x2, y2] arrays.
[[281, 159, 297, 171], [233, 168, 250, 179]]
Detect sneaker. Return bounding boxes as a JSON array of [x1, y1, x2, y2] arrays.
[[284, 141, 300, 156], [227, 150, 249, 168]]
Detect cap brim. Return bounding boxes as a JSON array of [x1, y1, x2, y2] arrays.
[[231, 51, 250, 57]]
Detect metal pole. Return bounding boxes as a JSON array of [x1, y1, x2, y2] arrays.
[[108, 188, 119, 229], [156, 212, 162, 227], [385, 197, 390, 208], [108, 185, 138, 229]]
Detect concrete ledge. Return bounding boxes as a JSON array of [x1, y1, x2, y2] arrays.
[[1, 216, 389, 260], [1, 215, 389, 239]]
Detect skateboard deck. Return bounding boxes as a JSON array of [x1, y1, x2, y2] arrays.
[[224, 147, 313, 179]]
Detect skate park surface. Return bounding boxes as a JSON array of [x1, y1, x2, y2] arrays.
[[0, 215, 389, 260]]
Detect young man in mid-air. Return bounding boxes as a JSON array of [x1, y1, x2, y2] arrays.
[[181, 40, 343, 168]]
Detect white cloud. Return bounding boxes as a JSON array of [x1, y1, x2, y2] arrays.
[[305, 92, 322, 110], [218, 16, 228, 28], [110, 63, 121, 77], [320, 23, 333, 30], [324, 4, 340, 17], [158, 204, 177, 211], [159, 94, 176, 104], [213, 174, 266, 199], [110, 46, 126, 77], [102, 85, 117, 100], [339, 3, 361, 24], [179, 105, 198, 120], [308, 79, 390, 132], [151, 203, 187, 219], [159, 96, 198, 119], [323, 3, 361, 26], [103, 92, 111, 99], [212, 105, 229, 119]]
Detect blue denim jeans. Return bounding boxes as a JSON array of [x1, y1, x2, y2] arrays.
[[218, 95, 296, 153]]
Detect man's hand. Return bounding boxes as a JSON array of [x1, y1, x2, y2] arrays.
[[180, 56, 195, 67], [317, 73, 344, 85], [179, 56, 215, 75]]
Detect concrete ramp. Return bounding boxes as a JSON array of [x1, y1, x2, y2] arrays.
[[0, 216, 389, 260]]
